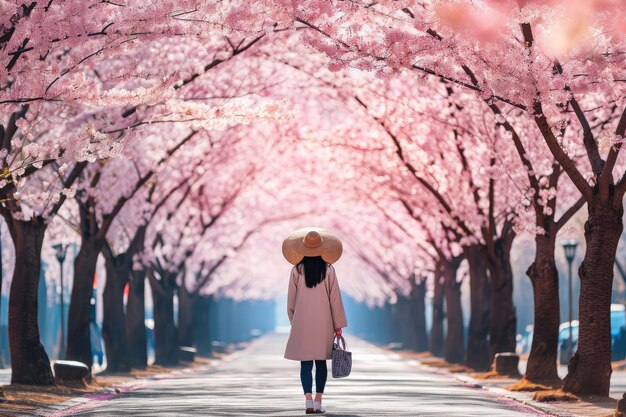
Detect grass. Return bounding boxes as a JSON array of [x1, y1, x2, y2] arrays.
[[508, 378, 561, 392], [447, 364, 472, 373], [473, 370, 513, 380], [0, 379, 110, 415], [532, 389, 580, 402], [0, 356, 218, 416], [421, 358, 447, 366]]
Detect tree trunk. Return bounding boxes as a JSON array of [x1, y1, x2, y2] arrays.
[[177, 285, 194, 348], [398, 295, 417, 350], [430, 261, 445, 357], [67, 239, 103, 369], [5, 217, 54, 385], [150, 272, 179, 366], [389, 301, 401, 343], [126, 269, 147, 369], [444, 260, 464, 364], [563, 195, 623, 396], [410, 279, 429, 352], [487, 238, 517, 358], [465, 245, 491, 371], [102, 252, 131, 373], [525, 234, 560, 383], [193, 295, 212, 357]]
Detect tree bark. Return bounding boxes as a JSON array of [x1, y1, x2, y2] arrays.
[[5, 217, 54, 385], [525, 234, 561, 383], [389, 301, 401, 343], [430, 261, 445, 357], [67, 240, 102, 369], [563, 194, 623, 396], [465, 245, 491, 371], [397, 295, 417, 350], [126, 269, 147, 369], [102, 252, 131, 373], [177, 285, 195, 348], [150, 272, 179, 366], [193, 295, 212, 357], [487, 238, 517, 357], [443, 260, 464, 364], [382, 301, 394, 343], [410, 278, 429, 352]]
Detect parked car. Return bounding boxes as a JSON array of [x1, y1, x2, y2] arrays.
[[558, 304, 626, 364], [558, 320, 579, 365], [611, 304, 626, 361]]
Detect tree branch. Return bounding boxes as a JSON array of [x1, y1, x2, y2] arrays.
[[532, 100, 593, 201], [602, 107, 626, 196], [175, 35, 265, 90], [48, 161, 88, 216], [354, 95, 475, 237], [518, 23, 592, 201], [561, 77, 604, 175], [555, 196, 586, 231], [99, 130, 198, 237]]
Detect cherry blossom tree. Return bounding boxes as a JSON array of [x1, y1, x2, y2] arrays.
[[101, 158, 206, 372], [291, 0, 624, 393], [339, 201, 432, 352], [346, 79, 522, 370], [260, 44, 504, 369], [391, 203, 466, 364], [0, 105, 122, 384], [4, 2, 621, 395], [65, 126, 201, 369], [0, 1, 290, 383]]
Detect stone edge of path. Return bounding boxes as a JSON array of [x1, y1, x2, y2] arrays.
[[460, 375, 617, 417], [360, 339, 559, 416], [31, 340, 260, 417], [393, 356, 553, 417], [454, 375, 577, 417], [408, 357, 606, 417]]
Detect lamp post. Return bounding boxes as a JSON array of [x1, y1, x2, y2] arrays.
[[53, 243, 69, 359], [562, 240, 578, 359]]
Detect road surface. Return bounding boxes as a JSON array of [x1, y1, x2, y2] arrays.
[[59, 333, 549, 416]]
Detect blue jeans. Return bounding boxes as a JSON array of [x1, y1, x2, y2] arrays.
[[300, 360, 327, 394]]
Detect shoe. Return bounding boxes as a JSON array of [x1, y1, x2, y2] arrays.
[[314, 400, 325, 414], [305, 399, 315, 414]]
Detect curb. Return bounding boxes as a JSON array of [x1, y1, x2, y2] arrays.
[[30, 339, 261, 417], [454, 375, 578, 417], [408, 359, 573, 417], [31, 361, 221, 417], [34, 382, 146, 417]]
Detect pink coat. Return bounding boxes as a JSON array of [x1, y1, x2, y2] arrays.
[[284, 264, 347, 361]]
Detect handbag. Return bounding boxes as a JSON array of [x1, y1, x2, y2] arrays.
[[323, 270, 352, 378], [332, 334, 352, 378]]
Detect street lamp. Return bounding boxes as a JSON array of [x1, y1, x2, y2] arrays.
[[53, 243, 69, 359], [562, 239, 578, 360]]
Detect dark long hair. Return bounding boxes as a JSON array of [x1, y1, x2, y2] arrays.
[[297, 256, 328, 288]]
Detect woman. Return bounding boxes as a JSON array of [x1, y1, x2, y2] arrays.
[[282, 227, 347, 415]]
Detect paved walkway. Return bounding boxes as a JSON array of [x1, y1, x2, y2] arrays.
[[57, 333, 546, 417]]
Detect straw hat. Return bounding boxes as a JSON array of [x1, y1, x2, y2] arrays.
[[282, 227, 343, 265]]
